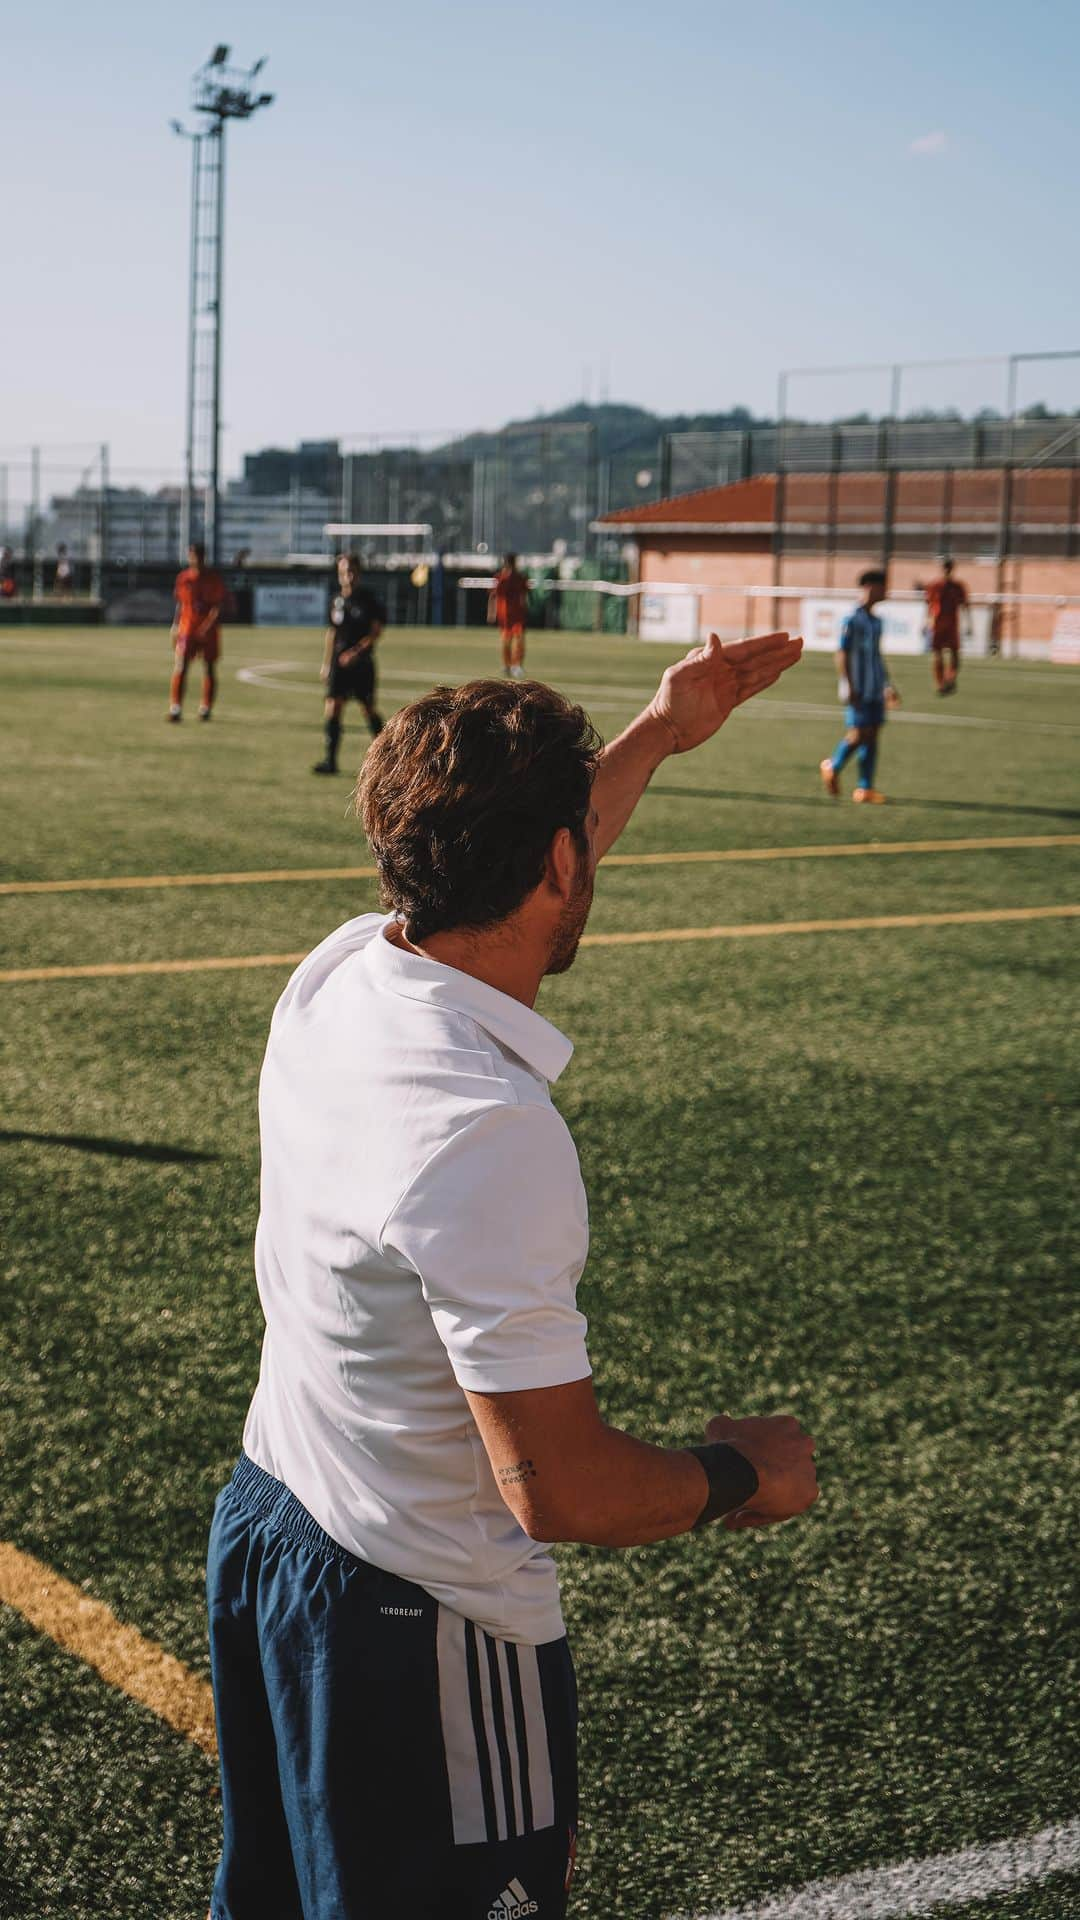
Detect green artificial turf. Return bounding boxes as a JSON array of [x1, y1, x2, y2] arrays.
[[1, 626, 1078, 1918]]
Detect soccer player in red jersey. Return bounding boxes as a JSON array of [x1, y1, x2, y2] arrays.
[[169, 542, 227, 723], [489, 553, 530, 679], [922, 557, 970, 696]]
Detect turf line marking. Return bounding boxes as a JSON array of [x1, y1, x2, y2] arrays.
[[2, 904, 1076, 983], [691, 1814, 1080, 1920], [0, 1540, 217, 1758], [1, 865, 381, 896], [233, 659, 1080, 733], [0, 953, 307, 983], [580, 904, 1080, 948], [603, 834, 1080, 868], [4, 835, 1078, 897]]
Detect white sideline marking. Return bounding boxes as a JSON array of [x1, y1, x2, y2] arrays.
[[687, 1814, 1080, 1920], [234, 661, 1080, 735], [235, 660, 313, 693]]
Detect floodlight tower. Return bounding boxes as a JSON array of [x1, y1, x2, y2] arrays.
[[173, 46, 273, 563]]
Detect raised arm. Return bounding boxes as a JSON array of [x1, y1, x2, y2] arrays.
[[591, 630, 802, 858]]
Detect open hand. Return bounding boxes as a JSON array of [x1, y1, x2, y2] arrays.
[[647, 631, 802, 753]]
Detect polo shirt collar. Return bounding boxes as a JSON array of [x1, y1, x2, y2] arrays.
[[367, 916, 574, 1084]]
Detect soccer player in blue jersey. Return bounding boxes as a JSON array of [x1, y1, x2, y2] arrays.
[[819, 569, 899, 804]]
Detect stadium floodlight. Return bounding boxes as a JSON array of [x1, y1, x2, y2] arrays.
[[175, 48, 274, 564]]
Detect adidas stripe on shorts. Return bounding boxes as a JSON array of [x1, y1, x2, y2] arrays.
[[207, 1456, 578, 1919]]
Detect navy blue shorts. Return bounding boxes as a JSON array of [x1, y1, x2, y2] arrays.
[[844, 697, 886, 729], [207, 1456, 578, 1920]]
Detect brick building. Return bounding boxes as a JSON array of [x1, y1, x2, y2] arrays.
[[596, 468, 1080, 655]]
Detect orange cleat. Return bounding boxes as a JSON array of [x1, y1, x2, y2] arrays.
[[819, 757, 840, 797], [853, 787, 886, 804]]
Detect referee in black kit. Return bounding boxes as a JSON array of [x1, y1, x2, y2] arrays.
[[313, 552, 386, 775]]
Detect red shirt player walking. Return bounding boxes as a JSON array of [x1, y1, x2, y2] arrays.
[[488, 553, 529, 679], [922, 557, 970, 696], [169, 541, 227, 723]]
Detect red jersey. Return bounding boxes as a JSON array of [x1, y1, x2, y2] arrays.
[[925, 577, 967, 636], [175, 566, 226, 641], [494, 566, 529, 626]]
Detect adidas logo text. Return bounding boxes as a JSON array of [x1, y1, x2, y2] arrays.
[[488, 1877, 539, 1918]]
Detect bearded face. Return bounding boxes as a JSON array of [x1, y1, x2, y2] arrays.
[[545, 831, 596, 977]]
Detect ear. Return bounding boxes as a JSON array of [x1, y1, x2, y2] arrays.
[[543, 825, 578, 903]]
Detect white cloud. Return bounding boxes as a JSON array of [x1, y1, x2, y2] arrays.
[[910, 130, 948, 156]]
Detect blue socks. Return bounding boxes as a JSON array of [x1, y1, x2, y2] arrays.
[[832, 738, 855, 772], [856, 739, 878, 790]]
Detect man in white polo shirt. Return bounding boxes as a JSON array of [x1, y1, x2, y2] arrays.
[[206, 632, 818, 1920]]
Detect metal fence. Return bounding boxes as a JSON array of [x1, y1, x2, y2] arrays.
[[5, 415, 1080, 591]]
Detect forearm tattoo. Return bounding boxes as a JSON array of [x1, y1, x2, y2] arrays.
[[497, 1459, 537, 1487]]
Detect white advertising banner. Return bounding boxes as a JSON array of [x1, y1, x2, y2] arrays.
[[254, 583, 328, 626], [638, 590, 700, 643], [1050, 608, 1080, 664], [800, 597, 992, 657]]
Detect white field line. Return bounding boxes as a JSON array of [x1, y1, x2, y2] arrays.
[[233, 662, 1080, 736], [685, 1814, 1080, 1920]]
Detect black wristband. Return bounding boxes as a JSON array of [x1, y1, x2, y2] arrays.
[[686, 1443, 759, 1528]]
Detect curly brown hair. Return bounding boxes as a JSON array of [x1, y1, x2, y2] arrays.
[[356, 679, 602, 941]]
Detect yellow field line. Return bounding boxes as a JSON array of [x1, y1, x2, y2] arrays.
[[3, 834, 1078, 897], [0, 865, 380, 896], [2, 903, 1076, 984], [603, 834, 1080, 867], [1, 953, 306, 983], [581, 903, 1080, 947], [0, 1540, 216, 1758]]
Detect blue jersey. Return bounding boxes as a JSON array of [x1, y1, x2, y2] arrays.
[[840, 606, 886, 703]]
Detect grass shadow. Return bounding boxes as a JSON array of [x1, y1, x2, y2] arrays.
[[0, 1130, 219, 1164], [648, 785, 1080, 821]]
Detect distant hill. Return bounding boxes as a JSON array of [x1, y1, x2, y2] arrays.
[[444, 400, 764, 463], [256, 398, 1079, 556]]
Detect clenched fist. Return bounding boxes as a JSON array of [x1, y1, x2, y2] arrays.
[[705, 1411, 818, 1532]]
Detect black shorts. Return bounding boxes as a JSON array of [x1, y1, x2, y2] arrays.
[[328, 651, 376, 703], [207, 1456, 579, 1920]]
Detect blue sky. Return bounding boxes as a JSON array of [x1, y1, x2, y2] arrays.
[[3, 0, 1078, 482]]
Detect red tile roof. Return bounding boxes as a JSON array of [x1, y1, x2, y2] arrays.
[[597, 477, 776, 528], [596, 469, 1080, 533]]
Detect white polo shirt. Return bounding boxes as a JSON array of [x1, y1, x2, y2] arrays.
[[242, 912, 592, 1644]]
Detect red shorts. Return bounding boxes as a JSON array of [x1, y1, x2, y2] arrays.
[[500, 623, 525, 642], [176, 630, 221, 664], [930, 627, 959, 651]]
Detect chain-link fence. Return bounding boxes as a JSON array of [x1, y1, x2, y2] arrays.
[[6, 415, 1080, 609]]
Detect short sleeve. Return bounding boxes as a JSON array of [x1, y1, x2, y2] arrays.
[[381, 1103, 591, 1394], [839, 615, 853, 650]]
